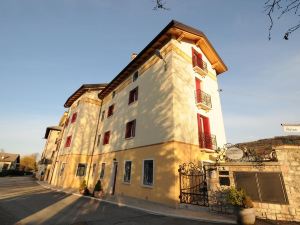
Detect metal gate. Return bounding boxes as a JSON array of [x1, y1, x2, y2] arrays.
[[178, 162, 208, 206]]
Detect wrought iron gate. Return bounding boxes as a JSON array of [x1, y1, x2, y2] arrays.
[[178, 162, 208, 206]]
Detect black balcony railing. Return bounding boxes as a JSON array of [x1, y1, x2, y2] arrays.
[[199, 133, 217, 150], [195, 90, 212, 109]]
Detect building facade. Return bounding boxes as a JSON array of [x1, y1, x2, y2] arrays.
[[42, 20, 228, 207]]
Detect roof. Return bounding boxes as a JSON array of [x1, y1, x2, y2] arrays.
[[44, 126, 62, 139], [281, 123, 300, 126], [64, 83, 107, 108], [0, 153, 20, 163], [98, 20, 228, 99]]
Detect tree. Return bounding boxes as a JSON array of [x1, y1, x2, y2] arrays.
[[20, 154, 38, 172], [265, 0, 300, 40], [152, 1, 300, 40]]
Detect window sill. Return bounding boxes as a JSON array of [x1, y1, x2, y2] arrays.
[[141, 184, 154, 189], [128, 101, 138, 106], [122, 181, 131, 185], [125, 137, 135, 140]]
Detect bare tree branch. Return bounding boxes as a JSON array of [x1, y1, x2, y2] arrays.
[[153, 0, 169, 10], [265, 0, 300, 40]]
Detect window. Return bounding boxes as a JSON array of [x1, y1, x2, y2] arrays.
[[103, 131, 110, 145], [99, 163, 105, 179], [107, 104, 114, 117], [60, 163, 66, 176], [234, 172, 288, 204], [143, 160, 154, 186], [101, 110, 105, 122], [71, 112, 77, 123], [92, 163, 96, 176], [76, 163, 87, 177], [125, 119, 136, 139], [219, 170, 230, 186], [132, 71, 139, 82], [192, 47, 203, 68], [65, 136, 72, 148], [123, 161, 132, 183], [65, 117, 69, 127], [128, 87, 138, 104], [97, 134, 101, 147], [112, 91, 116, 98]]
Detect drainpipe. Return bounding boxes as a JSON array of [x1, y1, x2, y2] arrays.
[[86, 98, 103, 189]]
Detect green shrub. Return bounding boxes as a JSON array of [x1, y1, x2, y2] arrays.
[[93, 180, 102, 192], [226, 187, 254, 208]]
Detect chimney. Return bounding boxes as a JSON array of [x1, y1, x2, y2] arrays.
[[131, 53, 138, 60]]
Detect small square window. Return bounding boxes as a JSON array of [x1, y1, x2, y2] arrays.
[[101, 111, 105, 122], [143, 160, 153, 186], [97, 134, 101, 147], [71, 112, 77, 123], [132, 71, 139, 82], [103, 131, 110, 145], [65, 136, 72, 148], [65, 118, 69, 127], [124, 161, 132, 183], [100, 163, 105, 179], [128, 87, 138, 105], [60, 163, 66, 176], [76, 163, 87, 177], [92, 163, 96, 176], [125, 120, 136, 139], [107, 104, 114, 117]]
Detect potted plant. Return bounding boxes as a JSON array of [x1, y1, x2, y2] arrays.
[[79, 180, 90, 196], [226, 187, 255, 225], [93, 180, 104, 198]]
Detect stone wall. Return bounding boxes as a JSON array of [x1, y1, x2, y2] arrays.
[[206, 145, 300, 221]]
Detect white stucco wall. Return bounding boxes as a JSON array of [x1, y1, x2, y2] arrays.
[[97, 51, 174, 154], [172, 40, 227, 148]]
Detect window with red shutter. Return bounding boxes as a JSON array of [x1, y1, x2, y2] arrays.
[[125, 120, 136, 139], [128, 87, 138, 105], [71, 112, 77, 123], [197, 114, 212, 149], [103, 131, 110, 145], [107, 105, 114, 117], [192, 48, 203, 69], [65, 135, 72, 147]]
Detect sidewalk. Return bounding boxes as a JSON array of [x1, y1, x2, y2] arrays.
[[37, 181, 236, 224]]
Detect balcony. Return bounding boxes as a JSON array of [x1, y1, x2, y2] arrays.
[[199, 133, 217, 150], [195, 89, 212, 111], [193, 58, 208, 77], [38, 158, 52, 165]]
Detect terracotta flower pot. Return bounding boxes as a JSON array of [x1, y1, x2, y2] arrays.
[[94, 191, 104, 198]]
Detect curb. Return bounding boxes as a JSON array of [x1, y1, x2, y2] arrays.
[[37, 181, 236, 224]]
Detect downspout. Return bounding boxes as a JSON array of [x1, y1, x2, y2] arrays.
[[86, 97, 103, 189]]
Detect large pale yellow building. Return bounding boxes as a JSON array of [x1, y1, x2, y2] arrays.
[[42, 20, 228, 207]]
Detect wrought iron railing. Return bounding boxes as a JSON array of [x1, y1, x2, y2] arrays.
[[193, 58, 208, 74], [195, 90, 212, 109], [199, 133, 217, 150]]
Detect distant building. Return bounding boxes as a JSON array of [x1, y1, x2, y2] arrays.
[[0, 153, 20, 172]]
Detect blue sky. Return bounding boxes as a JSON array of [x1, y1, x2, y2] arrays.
[[0, 0, 299, 156]]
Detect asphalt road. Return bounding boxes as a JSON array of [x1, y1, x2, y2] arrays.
[[0, 176, 225, 225]]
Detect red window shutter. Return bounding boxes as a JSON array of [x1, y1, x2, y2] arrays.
[[197, 114, 204, 148], [71, 112, 77, 123], [195, 78, 201, 103], [65, 135, 72, 147], [192, 48, 197, 67], [107, 105, 114, 117], [103, 131, 110, 145], [203, 117, 212, 149]]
